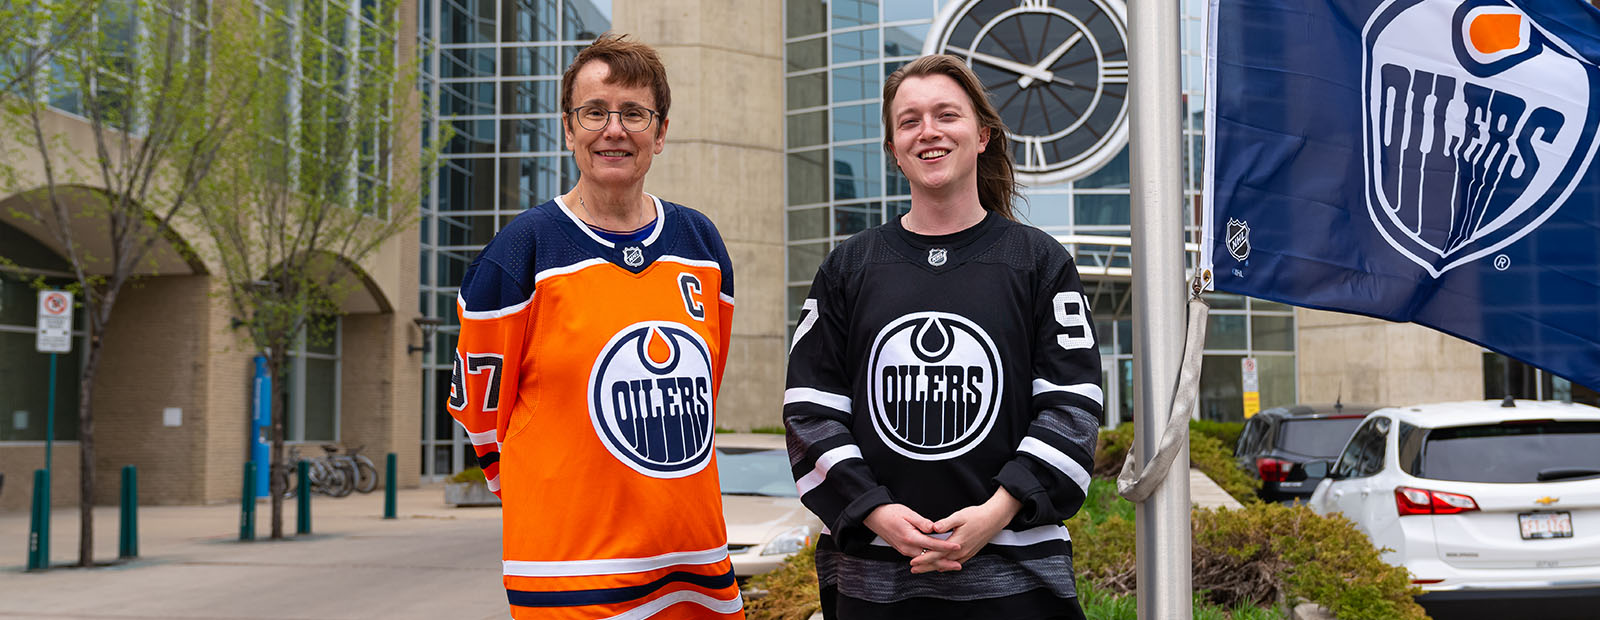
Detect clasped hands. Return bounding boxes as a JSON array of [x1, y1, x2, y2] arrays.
[[863, 488, 1022, 575]]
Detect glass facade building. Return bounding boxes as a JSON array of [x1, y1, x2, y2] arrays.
[[416, 0, 612, 478], [783, 0, 1295, 426]]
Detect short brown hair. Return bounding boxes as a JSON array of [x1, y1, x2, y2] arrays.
[[560, 34, 671, 131], [882, 55, 1018, 220]]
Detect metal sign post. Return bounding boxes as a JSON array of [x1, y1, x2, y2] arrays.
[[1127, 0, 1192, 617], [30, 290, 73, 571]]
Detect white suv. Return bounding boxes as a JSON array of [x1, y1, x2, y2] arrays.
[[1306, 400, 1600, 617]]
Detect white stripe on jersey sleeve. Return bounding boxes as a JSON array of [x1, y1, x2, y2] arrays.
[[457, 292, 535, 320], [784, 387, 852, 414], [1030, 378, 1104, 406], [467, 429, 497, 446], [1018, 436, 1091, 496], [657, 255, 722, 271], [796, 445, 864, 497]]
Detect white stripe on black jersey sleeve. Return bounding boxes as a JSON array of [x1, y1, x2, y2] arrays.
[[995, 252, 1102, 527], [784, 266, 894, 551]]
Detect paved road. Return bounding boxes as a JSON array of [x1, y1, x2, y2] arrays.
[[0, 485, 510, 620]]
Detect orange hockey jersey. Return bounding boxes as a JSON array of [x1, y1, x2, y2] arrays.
[[451, 195, 743, 619]]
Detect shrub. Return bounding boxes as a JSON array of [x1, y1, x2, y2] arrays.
[[1191, 420, 1245, 450], [449, 466, 486, 484], [1093, 423, 1261, 504], [1071, 500, 1426, 620], [744, 542, 821, 620]]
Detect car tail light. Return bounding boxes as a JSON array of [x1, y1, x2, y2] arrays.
[[1395, 486, 1480, 516], [1412, 578, 1445, 585], [1256, 457, 1291, 482]]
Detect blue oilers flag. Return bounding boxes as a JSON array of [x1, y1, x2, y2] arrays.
[[1201, 0, 1600, 389]]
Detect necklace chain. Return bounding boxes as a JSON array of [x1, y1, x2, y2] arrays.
[[577, 193, 647, 232]]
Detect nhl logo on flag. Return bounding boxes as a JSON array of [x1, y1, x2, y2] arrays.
[[1226, 218, 1251, 261], [928, 248, 948, 267], [622, 246, 644, 267], [1362, 0, 1600, 277]]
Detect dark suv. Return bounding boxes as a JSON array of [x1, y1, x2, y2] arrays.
[[1234, 404, 1377, 502]]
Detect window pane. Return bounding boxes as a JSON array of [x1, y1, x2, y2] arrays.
[[441, 81, 494, 116], [835, 202, 881, 236], [433, 369, 455, 440], [1252, 315, 1295, 351], [831, 0, 878, 29], [1018, 193, 1071, 228], [788, 206, 829, 240], [787, 110, 827, 148], [833, 144, 881, 200], [786, 38, 826, 73], [446, 119, 495, 155], [833, 103, 880, 141], [1257, 355, 1297, 409], [1074, 194, 1130, 226], [1076, 146, 1129, 189], [787, 150, 828, 205], [501, 157, 564, 210], [0, 332, 82, 441], [1252, 298, 1292, 312], [505, 45, 562, 77], [787, 285, 811, 320], [1204, 292, 1246, 309], [1199, 354, 1244, 422], [787, 72, 826, 110], [504, 80, 559, 114], [786, 0, 827, 38], [1206, 314, 1247, 350], [441, 0, 495, 45], [832, 65, 878, 103], [789, 241, 828, 282], [832, 30, 878, 64], [303, 357, 338, 441], [884, 0, 933, 23], [883, 24, 927, 57]]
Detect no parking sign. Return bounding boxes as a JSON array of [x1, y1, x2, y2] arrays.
[[36, 290, 73, 353]]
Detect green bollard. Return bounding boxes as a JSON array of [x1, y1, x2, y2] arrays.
[[296, 460, 311, 535], [27, 469, 49, 571], [240, 462, 257, 541], [383, 453, 397, 520], [119, 465, 137, 559]]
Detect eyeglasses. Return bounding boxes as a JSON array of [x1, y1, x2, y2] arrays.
[[568, 105, 659, 133]]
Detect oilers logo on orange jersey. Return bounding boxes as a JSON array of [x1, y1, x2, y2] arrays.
[[590, 322, 716, 478], [451, 195, 743, 620], [1363, 0, 1600, 277]]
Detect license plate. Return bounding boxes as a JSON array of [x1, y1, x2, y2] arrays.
[[1519, 512, 1573, 540]]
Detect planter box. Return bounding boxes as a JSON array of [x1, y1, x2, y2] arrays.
[[444, 481, 500, 507]]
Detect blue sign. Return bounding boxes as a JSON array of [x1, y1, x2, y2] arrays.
[[1202, 0, 1600, 389]]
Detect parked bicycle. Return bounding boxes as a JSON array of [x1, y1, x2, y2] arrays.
[[274, 445, 359, 498], [326, 444, 380, 494]]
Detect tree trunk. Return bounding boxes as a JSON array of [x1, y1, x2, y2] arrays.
[[77, 330, 104, 568], [267, 348, 286, 539]]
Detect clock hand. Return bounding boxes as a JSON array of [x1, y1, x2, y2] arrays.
[[1019, 31, 1084, 89], [948, 46, 1054, 84]]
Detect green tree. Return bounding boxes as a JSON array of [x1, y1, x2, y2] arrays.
[[186, 0, 439, 539], [0, 0, 98, 99], [0, 0, 259, 567]]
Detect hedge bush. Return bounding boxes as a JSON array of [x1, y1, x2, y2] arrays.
[[449, 466, 486, 484], [743, 542, 820, 620], [1069, 482, 1426, 620], [1094, 422, 1261, 504]]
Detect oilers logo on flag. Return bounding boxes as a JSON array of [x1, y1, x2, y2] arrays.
[[866, 312, 1002, 461], [1363, 0, 1600, 277], [588, 321, 715, 478]]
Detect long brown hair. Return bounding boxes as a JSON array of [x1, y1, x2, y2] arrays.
[[882, 55, 1018, 221]]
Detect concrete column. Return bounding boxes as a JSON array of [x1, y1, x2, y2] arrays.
[[613, 0, 787, 430], [1296, 308, 1485, 406]]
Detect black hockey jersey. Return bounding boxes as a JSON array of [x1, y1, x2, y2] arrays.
[[783, 212, 1102, 614]]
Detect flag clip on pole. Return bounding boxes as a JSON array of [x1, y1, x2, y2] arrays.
[[1127, 0, 1193, 616]]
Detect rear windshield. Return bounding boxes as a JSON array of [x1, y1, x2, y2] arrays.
[[1277, 417, 1366, 457], [1412, 421, 1600, 483]]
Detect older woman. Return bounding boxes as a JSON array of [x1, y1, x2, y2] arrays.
[[784, 55, 1102, 619], [451, 34, 744, 620]]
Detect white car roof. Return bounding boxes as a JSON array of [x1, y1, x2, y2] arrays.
[[1379, 400, 1600, 428], [714, 432, 788, 451]]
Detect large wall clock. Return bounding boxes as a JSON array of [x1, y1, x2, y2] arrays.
[[924, 0, 1131, 185]]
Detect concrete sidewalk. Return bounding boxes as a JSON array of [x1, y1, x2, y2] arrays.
[[0, 485, 510, 620]]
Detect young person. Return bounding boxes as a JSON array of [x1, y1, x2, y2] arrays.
[[451, 34, 744, 620], [784, 55, 1102, 620]]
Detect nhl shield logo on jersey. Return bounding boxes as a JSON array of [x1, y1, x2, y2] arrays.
[[928, 248, 948, 267], [588, 321, 715, 478], [1362, 0, 1600, 277], [866, 312, 1002, 461], [622, 246, 645, 267]]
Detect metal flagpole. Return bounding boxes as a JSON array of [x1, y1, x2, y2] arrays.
[[1127, 0, 1192, 617]]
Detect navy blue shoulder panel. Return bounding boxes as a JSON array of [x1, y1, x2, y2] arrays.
[[660, 201, 735, 299], [459, 201, 598, 313]]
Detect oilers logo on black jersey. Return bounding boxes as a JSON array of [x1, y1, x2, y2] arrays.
[[866, 312, 1003, 461], [589, 321, 715, 478]]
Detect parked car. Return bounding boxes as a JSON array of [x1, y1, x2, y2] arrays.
[[1234, 404, 1375, 502], [716, 433, 822, 589], [1306, 400, 1600, 618]]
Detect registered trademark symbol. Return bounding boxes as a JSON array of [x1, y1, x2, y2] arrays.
[[1494, 255, 1510, 271]]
